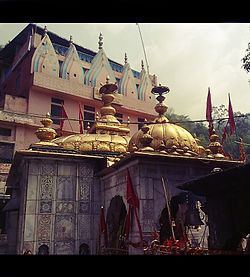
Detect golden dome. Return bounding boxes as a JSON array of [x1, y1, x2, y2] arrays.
[[53, 77, 130, 155], [128, 85, 199, 157], [53, 133, 130, 153]]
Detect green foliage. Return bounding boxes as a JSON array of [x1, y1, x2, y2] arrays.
[[242, 42, 250, 74], [166, 107, 250, 163]]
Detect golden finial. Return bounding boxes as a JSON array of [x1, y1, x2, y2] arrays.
[[151, 84, 170, 123], [205, 129, 228, 160], [31, 112, 58, 148], [87, 122, 90, 131], [87, 76, 130, 136], [193, 133, 205, 157], [127, 116, 130, 126]]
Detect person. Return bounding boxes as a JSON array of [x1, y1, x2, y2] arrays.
[[23, 250, 32, 255]]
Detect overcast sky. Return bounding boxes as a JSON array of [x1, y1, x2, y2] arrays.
[[0, 23, 249, 120]]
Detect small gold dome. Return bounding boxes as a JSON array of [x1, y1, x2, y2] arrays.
[[53, 77, 130, 155], [53, 133, 130, 153], [128, 85, 199, 157]]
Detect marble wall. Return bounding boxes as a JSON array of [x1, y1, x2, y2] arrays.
[[19, 156, 100, 254], [100, 156, 215, 254]]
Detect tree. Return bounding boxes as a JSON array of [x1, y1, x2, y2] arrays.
[[242, 42, 250, 74], [242, 40, 250, 85], [166, 107, 250, 163]]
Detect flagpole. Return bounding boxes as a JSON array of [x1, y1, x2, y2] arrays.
[[161, 177, 176, 241]]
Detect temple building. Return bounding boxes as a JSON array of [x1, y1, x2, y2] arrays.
[[0, 23, 157, 241], [4, 76, 243, 254]]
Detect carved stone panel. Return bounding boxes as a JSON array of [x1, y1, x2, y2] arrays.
[[40, 175, 54, 200], [37, 214, 51, 241], [55, 215, 75, 240], [56, 176, 76, 200], [40, 201, 52, 213], [78, 177, 91, 201], [56, 201, 74, 214], [41, 162, 56, 176], [79, 201, 90, 214], [54, 240, 75, 254], [78, 163, 93, 178], [78, 214, 90, 240]]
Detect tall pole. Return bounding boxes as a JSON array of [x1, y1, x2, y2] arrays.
[[161, 177, 176, 241], [136, 23, 150, 75]]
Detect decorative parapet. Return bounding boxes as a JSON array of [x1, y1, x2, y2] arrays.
[[32, 71, 93, 100]]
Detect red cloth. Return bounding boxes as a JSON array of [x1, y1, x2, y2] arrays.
[[206, 87, 214, 137], [221, 94, 235, 144], [79, 104, 84, 134], [125, 169, 143, 241], [59, 105, 68, 131], [228, 94, 235, 135], [126, 169, 139, 208]]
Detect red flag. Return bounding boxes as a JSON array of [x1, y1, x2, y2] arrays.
[[125, 169, 143, 241], [60, 105, 68, 131], [228, 94, 235, 135], [99, 206, 108, 247], [206, 87, 214, 137], [126, 168, 139, 208], [79, 104, 84, 134], [221, 94, 235, 144]]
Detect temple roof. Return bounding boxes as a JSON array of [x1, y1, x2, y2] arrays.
[[0, 24, 141, 78]]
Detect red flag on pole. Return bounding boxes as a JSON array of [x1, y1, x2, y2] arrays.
[[206, 87, 214, 137], [125, 169, 143, 241], [79, 104, 84, 134], [126, 168, 139, 209], [221, 94, 235, 144], [60, 105, 68, 131], [228, 94, 235, 136]]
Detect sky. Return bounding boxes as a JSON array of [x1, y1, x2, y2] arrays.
[[0, 23, 249, 121]]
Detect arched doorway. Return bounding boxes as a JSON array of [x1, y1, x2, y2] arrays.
[[106, 195, 127, 249], [37, 244, 49, 255], [79, 243, 89, 255]]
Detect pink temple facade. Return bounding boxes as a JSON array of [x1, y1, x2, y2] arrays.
[[0, 24, 158, 182]]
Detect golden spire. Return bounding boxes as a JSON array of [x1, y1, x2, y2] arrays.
[[87, 76, 130, 136], [31, 112, 58, 147], [205, 129, 228, 160], [151, 84, 170, 123]]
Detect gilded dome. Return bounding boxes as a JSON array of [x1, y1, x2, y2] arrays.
[[128, 121, 199, 156], [52, 77, 130, 155], [53, 133, 130, 153], [128, 85, 199, 157]]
